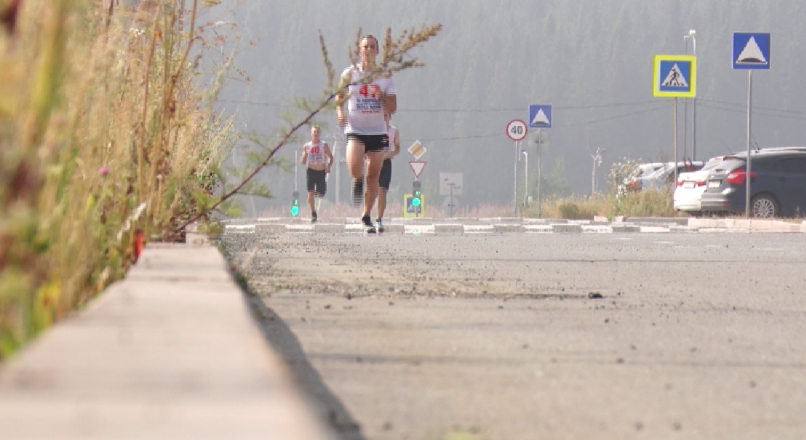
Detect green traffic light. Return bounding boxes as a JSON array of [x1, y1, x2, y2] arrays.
[[412, 196, 421, 207], [290, 201, 299, 216]]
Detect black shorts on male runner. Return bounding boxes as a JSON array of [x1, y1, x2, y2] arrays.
[[306, 168, 327, 196], [347, 133, 389, 153], [378, 159, 392, 190]]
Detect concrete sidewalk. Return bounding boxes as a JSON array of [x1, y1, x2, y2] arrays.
[[0, 240, 334, 440]]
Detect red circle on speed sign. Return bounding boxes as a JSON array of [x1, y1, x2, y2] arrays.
[[505, 119, 527, 142]]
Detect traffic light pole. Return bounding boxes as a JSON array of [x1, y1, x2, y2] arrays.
[[412, 179, 422, 218], [292, 151, 300, 218], [294, 150, 299, 193]]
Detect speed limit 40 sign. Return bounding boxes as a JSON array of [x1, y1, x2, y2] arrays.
[[505, 119, 527, 142]]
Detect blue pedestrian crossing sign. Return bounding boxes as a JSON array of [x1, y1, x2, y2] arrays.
[[402, 193, 424, 218], [732, 33, 770, 70], [528, 104, 552, 128], [653, 55, 696, 98]]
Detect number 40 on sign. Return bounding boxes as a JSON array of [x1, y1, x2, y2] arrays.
[[505, 119, 527, 142]]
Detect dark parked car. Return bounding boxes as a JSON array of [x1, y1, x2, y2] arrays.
[[700, 147, 806, 217]]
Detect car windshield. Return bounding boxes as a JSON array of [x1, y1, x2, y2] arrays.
[[644, 165, 674, 180], [634, 164, 661, 178]]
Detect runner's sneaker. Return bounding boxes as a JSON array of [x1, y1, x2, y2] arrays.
[[375, 218, 384, 233], [311, 211, 317, 224], [351, 178, 363, 206], [362, 215, 376, 234]]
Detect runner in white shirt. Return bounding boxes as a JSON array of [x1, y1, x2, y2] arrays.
[[375, 111, 399, 233], [335, 34, 397, 234], [299, 125, 333, 223]]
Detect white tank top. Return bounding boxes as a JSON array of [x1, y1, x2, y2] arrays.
[[385, 125, 397, 156], [304, 141, 325, 166], [342, 66, 395, 135]]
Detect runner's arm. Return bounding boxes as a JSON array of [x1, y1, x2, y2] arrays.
[[382, 93, 397, 115], [323, 142, 334, 172], [382, 76, 397, 114], [299, 145, 308, 164], [335, 70, 351, 126], [390, 128, 400, 158]]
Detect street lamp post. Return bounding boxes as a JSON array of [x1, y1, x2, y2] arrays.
[[591, 147, 605, 196], [685, 29, 697, 161], [522, 151, 529, 209], [328, 133, 340, 205]]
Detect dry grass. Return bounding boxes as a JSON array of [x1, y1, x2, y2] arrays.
[[0, 2, 444, 359], [0, 1, 234, 359], [527, 189, 680, 220]]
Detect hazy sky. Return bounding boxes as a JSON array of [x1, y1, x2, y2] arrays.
[[206, 0, 806, 210]]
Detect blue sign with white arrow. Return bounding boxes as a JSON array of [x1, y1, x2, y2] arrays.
[[528, 104, 552, 128], [732, 33, 770, 70]]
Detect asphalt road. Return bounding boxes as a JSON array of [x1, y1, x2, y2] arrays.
[[222, 230, 806, 440]]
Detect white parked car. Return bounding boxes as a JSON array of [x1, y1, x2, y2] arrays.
[[629, 161, 704, 192], [623, 162, 665, 191], [673, 156, 726, 215]]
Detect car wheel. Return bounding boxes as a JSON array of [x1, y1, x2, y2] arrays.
[[751, 194, 778, 218]]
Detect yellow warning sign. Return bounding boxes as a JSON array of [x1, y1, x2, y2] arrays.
[[408, 140, 426, 160]]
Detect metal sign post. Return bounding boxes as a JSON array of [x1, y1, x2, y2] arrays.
[[732, 32, 770, 218], [536, 145, 542, 218], [527, 107, 551, 217], [745, 70, 753, 217], [505, 119, 527, 216], [673, 98, 678, 186], [522, 151, 529, 209], [440, 173, 463, 219], [513, 140, 519, 215], [653, 54, 696, 202]]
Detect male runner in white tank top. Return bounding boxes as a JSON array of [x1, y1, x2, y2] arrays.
[[375, 111, 399, 233], [335, 34, 396, 234], [299, 125, 333, 223]]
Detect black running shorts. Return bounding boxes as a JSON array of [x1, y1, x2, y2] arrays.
[[347, 133, 389, 153], [306, 168, 327, 196], [378, 159, 392, 190]]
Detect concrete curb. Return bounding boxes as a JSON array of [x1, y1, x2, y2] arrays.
[[551, 224, 584, 233], [626, 217, 689, 226], [434, 224, 465, 234], [688, 218, 804, 232], [232, 219, 806, 235], [255, 223, 287, 234], [313, 223, 345, 234], [380, 224, 406, 234], [0, 244, 335, 440], [611, 224, 641, 233], [493, 224, 525, 233]]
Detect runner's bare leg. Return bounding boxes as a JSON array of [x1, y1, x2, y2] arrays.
[[377, 188, 387, 219], [345, 138, 365, 180], [363, 151, 384, 217]]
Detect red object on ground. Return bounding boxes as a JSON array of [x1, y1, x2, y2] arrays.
[[133, 230, 144, 262]]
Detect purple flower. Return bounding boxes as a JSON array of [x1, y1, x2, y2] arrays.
[[98, 165, 109, 177]]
